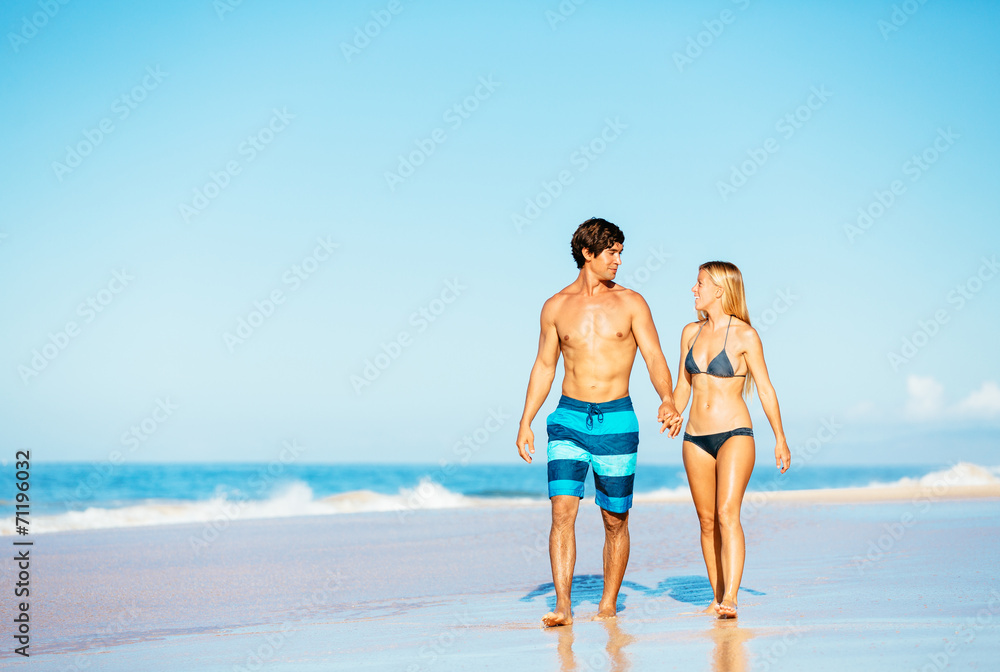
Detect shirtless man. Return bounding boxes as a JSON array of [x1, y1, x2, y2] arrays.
[[516, 218, 682, 627]]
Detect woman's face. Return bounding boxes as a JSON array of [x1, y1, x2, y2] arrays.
[[692, 269, 720, 312]]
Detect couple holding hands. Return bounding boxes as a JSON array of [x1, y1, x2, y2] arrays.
[[516, 218, 790, 625]]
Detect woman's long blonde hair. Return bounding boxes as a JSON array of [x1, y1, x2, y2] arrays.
[[698, 261, 754, 398]]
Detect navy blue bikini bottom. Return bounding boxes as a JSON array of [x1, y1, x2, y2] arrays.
[[684, 427, 754, 459]]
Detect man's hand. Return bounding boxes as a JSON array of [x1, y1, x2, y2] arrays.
[[657, 398, 683, 438], [775, 438, 791, 473], [516, 424, 535, 463]]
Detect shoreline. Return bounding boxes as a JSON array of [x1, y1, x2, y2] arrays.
[[4, 481, 1000, 538]]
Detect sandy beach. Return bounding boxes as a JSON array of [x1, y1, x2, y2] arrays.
[[4, 491, 999, 671]]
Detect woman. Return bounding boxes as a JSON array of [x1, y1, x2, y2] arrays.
[[671, 261, 790, 619]]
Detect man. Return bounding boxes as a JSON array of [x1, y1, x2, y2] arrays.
[[516, 217, 682, 627]]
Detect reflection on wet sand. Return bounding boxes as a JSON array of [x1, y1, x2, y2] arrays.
[[707, 619, 753, 672], [602, 619, 634, 672], [556, 626, 576, 672], [552, 610, 750, 672], [556, 619, 635, 672]]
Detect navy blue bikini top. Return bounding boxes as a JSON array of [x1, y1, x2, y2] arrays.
[[685, 315, 746, 378]]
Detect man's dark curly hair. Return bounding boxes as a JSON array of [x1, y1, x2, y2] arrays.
[[570, 218, 624, 269]]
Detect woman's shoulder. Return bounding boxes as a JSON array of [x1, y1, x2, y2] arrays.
[[728, 316, 762, 346], [680, 319, 704, 340], [683, 318, 705, 330]]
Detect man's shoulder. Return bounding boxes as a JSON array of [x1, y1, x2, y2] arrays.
[[539, 289, 572, 318], [613, 285, 648, 308], [544, 285, 576, 305]]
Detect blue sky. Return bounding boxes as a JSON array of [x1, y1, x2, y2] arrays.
[[2, 0, 998, 466]]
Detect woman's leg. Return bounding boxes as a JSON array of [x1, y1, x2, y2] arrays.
[[714, 435, 756, 617], [683, 440, 723, 608]]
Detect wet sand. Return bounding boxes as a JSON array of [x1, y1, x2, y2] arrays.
[[3, 493, 999, 671]]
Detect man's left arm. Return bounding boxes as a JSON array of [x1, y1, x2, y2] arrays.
[[630, 293, 682, 436]]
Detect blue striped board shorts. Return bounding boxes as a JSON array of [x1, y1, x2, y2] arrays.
[[546, 395, 639, 513]]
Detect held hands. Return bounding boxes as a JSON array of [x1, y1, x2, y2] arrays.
[[516, 424, 535, 463], [657, 398, 683, 438], [775, 439, 791, 473]]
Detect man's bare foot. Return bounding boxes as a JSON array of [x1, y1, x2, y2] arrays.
[[542, 611, 573, 627], [593, 599, 617, 620], [702, 602, 719, 615], [716, 599, 737, 619]]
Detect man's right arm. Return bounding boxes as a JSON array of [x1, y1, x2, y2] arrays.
[[629, 292, 682, 436], [516, 300, 561, 463]]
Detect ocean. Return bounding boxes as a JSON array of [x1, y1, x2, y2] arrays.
[[4, 460, 999, 536]]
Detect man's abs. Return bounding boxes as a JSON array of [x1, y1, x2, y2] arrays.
[[559, 340, 637, 402]]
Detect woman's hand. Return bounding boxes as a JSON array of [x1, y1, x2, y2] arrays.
[[657, 398, 682, 436], [775, 439, 790, 473]]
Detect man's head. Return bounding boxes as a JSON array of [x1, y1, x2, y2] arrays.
[[570, 218, 624, 269]]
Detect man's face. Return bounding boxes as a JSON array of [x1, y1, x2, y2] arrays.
[[587, 243, 623, 280]]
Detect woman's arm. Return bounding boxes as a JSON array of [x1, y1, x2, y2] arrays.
[[672, 323, 696, 420], [742, 327, 791, 473]]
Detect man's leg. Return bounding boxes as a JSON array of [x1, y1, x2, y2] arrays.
[[589, 402, 638, 621], [597, 507, 629, 618], [545, 432, 590, 627], [545, 495, 580, 626]]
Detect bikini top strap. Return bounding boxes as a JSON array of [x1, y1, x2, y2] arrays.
[[722, 315, 733, 348], [690, 321, 706, 349]]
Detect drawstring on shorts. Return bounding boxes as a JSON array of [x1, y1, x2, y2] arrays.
[[585, 403, 604, 430]]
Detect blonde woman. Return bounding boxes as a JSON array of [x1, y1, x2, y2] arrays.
[[671, 261, 790, 618]]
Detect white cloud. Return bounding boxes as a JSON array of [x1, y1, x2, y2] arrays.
[[905, 375, 944, 419], [904, 376, 1000, 421], [955, 381, 1000, 418]]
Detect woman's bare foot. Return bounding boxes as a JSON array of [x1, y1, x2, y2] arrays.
[[716, 599, 737, 619], [593, 610, 617, 621], [542, 611, 574, 627], [702, 602, 720, 615]]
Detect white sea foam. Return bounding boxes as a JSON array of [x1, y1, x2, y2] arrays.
[[871, 462, 1000, 489], [322, 478, 499, 513], [0, 478, 543, 536]]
